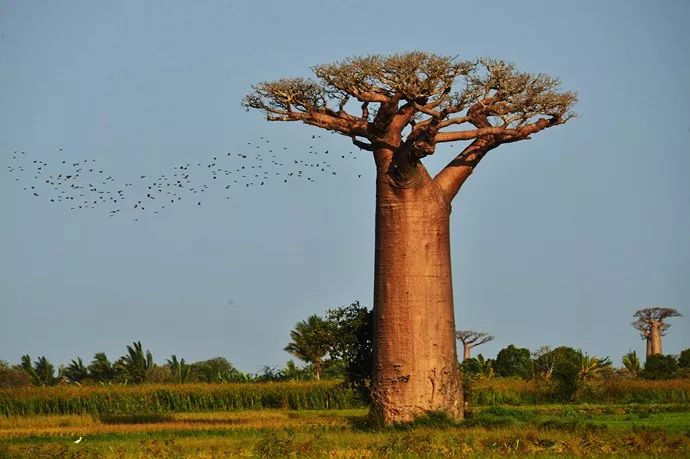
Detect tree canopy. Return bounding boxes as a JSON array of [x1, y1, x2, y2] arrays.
[[244, 52, 576, 196], [632, 307, 681, 339]]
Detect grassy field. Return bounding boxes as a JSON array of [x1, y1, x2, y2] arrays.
[[1, 404, 689, 457], [1, 381, 689, 457], [2, 379, 689, 416]]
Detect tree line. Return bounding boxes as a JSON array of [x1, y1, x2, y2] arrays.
[[1, 303, 685, 392]]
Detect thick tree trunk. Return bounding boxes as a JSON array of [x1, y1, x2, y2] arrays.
[[463, 344, 471, 361], [650, 322, 662, 356], [370, 150, 463, 425], [646, 339, 652, 358]]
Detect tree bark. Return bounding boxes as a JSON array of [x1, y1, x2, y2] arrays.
[[649, 321, 662, 356], [370, 148, 463, 425], [463, 344, 471, 361]]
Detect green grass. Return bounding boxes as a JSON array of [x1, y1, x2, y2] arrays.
[[1, 405, 689, 457]]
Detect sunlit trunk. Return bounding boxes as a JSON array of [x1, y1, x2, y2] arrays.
[[650, 322, 662, 356], [463, 345, 471, 361], [370, 149, 463, 425]]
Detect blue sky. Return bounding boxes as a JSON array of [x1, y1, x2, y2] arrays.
[[1, 0, 688, 372]]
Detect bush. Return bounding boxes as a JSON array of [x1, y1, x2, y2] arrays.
[[494, 345, 532, 379], [535, 346, 581, 401], [643, 354, 678, 380], [0, 362, 32, 389], [678, 349, 690, 369]]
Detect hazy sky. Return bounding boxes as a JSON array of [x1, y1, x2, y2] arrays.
[[1, 1, 688, 372]]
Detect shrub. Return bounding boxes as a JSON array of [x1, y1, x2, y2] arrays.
[[678, 349, 690, 369], [643, 354, 678, 380], [494, 345, 532, 379]]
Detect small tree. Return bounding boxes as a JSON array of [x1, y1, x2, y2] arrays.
[[461, 354, 494, 379], [494, 345, 532, 379], [284, 315, 332, 380], [325, 301, 373, 390], [455, 330, 494, 361], [621, 350, 642, 377], [534, 346, 581, 400], [632, 307, 681, 357], [532, 346, 555, 379]]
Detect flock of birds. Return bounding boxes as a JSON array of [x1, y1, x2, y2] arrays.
[[7, 134, 365, 221]]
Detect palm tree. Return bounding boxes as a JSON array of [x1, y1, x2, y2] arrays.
[[576, 350, 612, 381], [116, 341, 153, 383], [20, 355, 57, 386], [63, 358, 88, 384], [284, 315, 332, 380], [621, 350, 641, 377], [166, 355, 191, 384], [88, 352, 116, 382]]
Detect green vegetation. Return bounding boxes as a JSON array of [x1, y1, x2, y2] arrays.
[[1, 379, 688, 417], [644, 354, 680, 380], [1, 405, 689, 457]]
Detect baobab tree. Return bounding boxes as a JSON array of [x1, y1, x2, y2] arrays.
[[632, 307, 681, 357], [456, 330, 494, 361], [245, 52, 576, 424]]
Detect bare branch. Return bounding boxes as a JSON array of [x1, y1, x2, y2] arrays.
[[456, 330, 494, 347]]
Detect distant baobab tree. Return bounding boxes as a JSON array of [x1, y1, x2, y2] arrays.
[[632, 307, 681, 357], [245, 52, 576, 424], [456, 330, 494, 361]]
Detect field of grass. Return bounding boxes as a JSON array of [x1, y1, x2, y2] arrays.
[[1, 404, 689, 457], [2, 378, 689, 416], [1, 380, 689, 457]]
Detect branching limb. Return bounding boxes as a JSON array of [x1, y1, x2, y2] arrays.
[[434, 137, 498, 201], [351, 136, 375, 151]]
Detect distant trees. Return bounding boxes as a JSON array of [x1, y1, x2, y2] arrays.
[[2, 308, 682, 390], [632, 307, 681, 357], [455, 330, 494, 361], [190, 357, 239, 383], [20, 355, 58, 386]]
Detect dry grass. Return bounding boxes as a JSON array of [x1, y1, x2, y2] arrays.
[[1, 407, 689, 457]]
